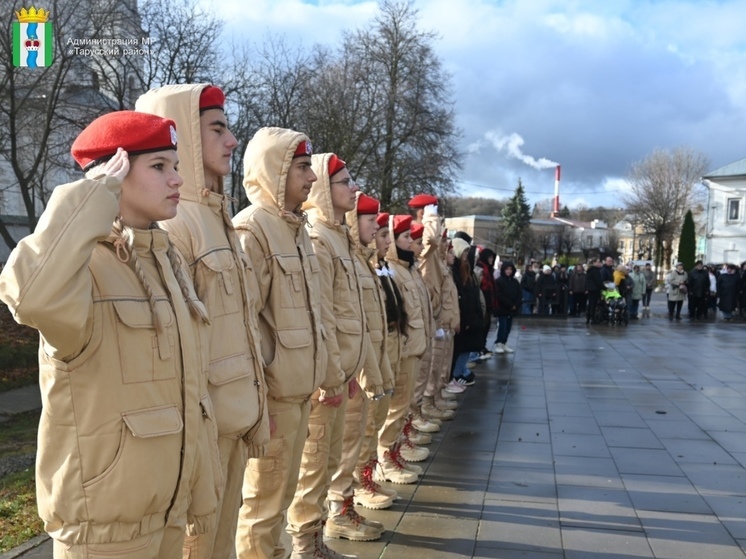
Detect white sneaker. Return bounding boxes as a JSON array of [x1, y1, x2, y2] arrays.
[[502, 343, 514, 353], [444, 381, 465, 394], [493, 343, 505, 354]]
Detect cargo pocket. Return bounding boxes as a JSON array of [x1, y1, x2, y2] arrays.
[[302, 420, 326, 471], [83, 405, 183, 522], [247, 436, 284, 494], [275, 255, 306, 309], [199, 250, 240, 317], [113, 299, 177, 384]]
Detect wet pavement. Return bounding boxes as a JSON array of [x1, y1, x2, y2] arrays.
[[5, 298, 746, 559]]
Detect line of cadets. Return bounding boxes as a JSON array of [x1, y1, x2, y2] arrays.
[[0, 84, 468, 559]]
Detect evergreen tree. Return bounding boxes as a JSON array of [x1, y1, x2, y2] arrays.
[[677, 209, 696, 270], [501, 179, 532, 261], [558, 205, 571, 218]]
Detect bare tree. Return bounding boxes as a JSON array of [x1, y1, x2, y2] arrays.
[[0, 0, 116, 250], [622, 147, 709, 272], [345, 0, 461, 210], [557, 225, 576, 257], [137, 0, 224, 90]]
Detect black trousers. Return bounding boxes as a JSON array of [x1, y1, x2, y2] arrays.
[[586, 291, 600, 323]]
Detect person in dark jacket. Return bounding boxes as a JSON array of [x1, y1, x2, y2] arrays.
[[450, 236, 485, 385], [568, 264, 587, 317], [585, 258, 603, 325], [556, 264, 569, 314], [717, 264, 740, 320], [493, 261, 521, 354], [475, 248, 497, 356], [520, 261, 538, 314], [688, 260, 710, 320], [600, 256, 615, 283], [535, 265, 558, 315]]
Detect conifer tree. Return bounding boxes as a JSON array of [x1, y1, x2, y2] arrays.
[[677, 209, 696, 270]]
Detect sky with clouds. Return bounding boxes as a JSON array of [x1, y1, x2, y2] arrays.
[[205, 0, 746, 209]]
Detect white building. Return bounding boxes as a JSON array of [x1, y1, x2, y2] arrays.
[[702, 157, 746, 265]]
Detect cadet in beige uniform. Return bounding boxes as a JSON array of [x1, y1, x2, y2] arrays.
[[233, 129, 326, 559], [286, 154, 368, 559], [377, 215, 427, 484], [0, 112, 218, 559], [136, 84, 269, 559], [326, 193, 394, 539]]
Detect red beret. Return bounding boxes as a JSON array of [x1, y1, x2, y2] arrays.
[[376, 212, 390, 228], [328, 154, 346, 177], [199, 85, 225, 112], [392, 215, 413, 236], [408, 193, 438, 208], [357, 193, 379, 215], [410, 222, 424, 240], [71, 111, 177, 171], [293, 140, 313, 158]]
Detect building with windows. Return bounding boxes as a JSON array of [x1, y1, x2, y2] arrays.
[[702, 158, 746, 265]]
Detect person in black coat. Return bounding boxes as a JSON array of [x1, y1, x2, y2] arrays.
[[688, 260, 710, 320], [717, 264, 740, 320], [585, 258, 603, 325], [450, 236, 485, 385], [535, 265, 558, 315], [493, 261, 521, 354]]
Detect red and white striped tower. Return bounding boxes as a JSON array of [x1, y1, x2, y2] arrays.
[[552, 164, 561, 217]]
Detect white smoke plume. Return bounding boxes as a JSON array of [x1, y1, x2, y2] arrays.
[[484, 131, 558, 169]]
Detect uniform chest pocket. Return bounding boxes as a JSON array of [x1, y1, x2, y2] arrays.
[[275, 255, 307, 309], [113, 299, 178, 384], [332, 257, 356, 303], [359, 275, 380, 315], [199, 250, 240, 318]]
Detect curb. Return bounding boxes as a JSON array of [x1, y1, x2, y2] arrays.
[[0, 534, 50, 559]]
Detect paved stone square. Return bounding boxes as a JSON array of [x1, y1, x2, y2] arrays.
[[6, 303, 746, 559]]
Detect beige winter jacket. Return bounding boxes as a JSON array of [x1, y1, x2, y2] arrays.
[[301, 154, 367, 398], [440, 258, 461, 331], [345, 198, 394, 397], [418, 214, 445, 324], [233, 127, 326, 402], [136, 84, 268, 456], [385, 227, 427, 359], [0, 176, 218, 545]]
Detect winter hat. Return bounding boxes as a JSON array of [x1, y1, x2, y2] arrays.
[[199, 85, 225, 112], [542, 265, 551, 273], [451, 237, 470, 259], [408, 193, 438, 208], [71, 111, 177, 171], [453, 231, 473, 245]]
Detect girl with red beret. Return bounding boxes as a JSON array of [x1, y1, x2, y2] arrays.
[[0, 111, 218, 559]]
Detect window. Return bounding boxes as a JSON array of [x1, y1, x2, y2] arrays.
[[618, 240, 625, 250], [727, 198, 741, 222]]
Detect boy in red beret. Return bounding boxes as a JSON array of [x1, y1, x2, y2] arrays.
[[232, 129, 326, 559], [0, 111, 218, 559], [136, 84, 269, 559]]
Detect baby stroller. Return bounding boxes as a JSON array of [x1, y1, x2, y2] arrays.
[[598, 281, 628, 326]]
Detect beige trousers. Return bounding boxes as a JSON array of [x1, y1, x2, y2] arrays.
[[425, 333, 455, 405], [286, 386, 350, 538], [328, 387, 369, 502], [412, 336, 435, 413], [379, 355, 419, 449], [236, 399, 311, 559], [182, 435, 247, 559]]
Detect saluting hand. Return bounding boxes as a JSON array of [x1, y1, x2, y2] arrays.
[[100, 148, 130, 182]]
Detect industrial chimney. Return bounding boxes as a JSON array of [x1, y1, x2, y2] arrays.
[[551, 165, 561, 217]]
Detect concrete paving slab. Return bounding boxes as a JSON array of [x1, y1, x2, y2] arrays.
[[7, 308, 746, 558]]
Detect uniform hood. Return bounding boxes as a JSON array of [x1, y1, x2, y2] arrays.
[[303, 153, 338, 227], [135, 84, 215, 202], [242, 127, 311, 211]]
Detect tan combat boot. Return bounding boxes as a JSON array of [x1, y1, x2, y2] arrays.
[[375, 446, 419, 484], [422, 397, 455, 421], [290, 530, 356, 559], [354, 460, 397, 509], [325, 497, 384, 541]]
